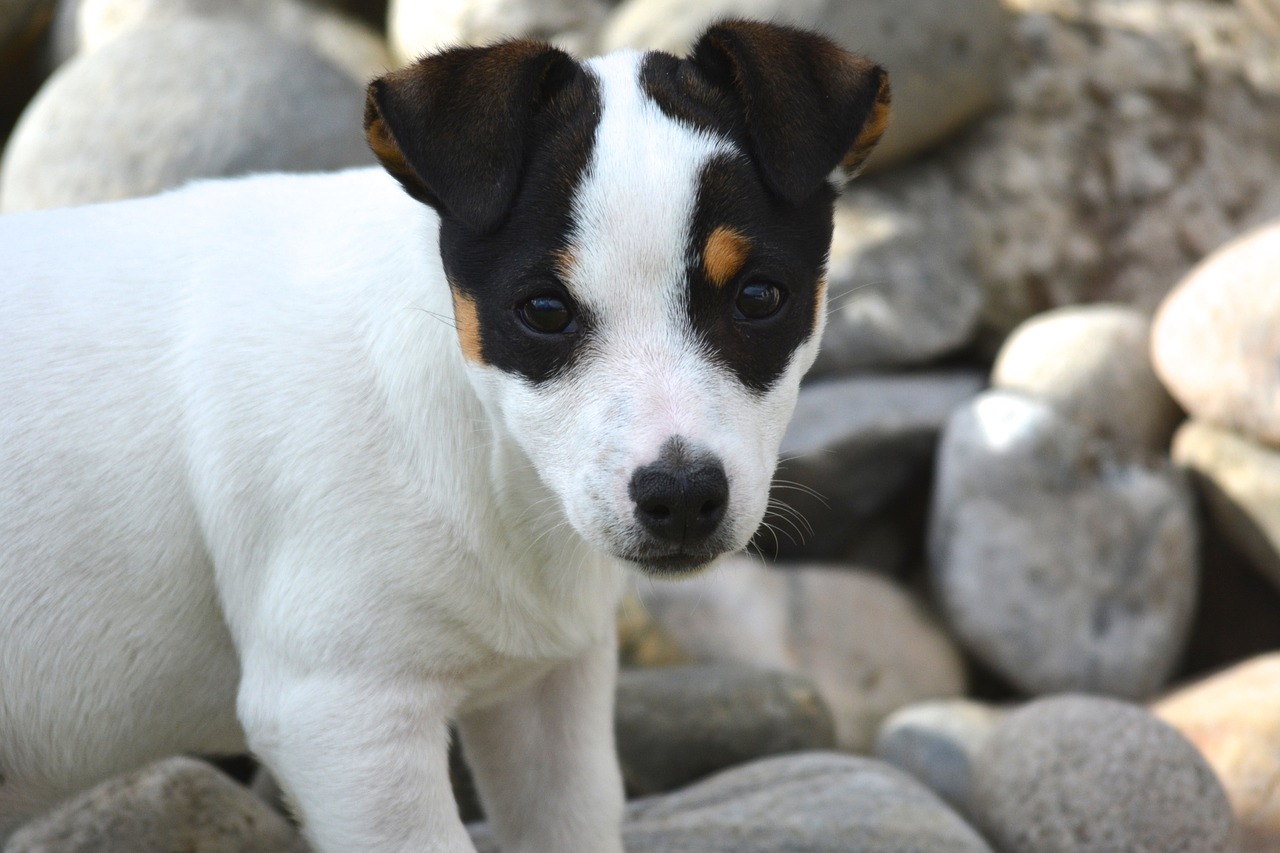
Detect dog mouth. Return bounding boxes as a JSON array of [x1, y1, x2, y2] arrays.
[[618, 548, 723, 576]]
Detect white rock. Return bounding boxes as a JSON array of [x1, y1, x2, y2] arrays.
[[600, 0, 1009, 174], [930, 391, 1199, 698], [992, 304, 1180, 453], [0, 18, 372, 213], [388, 0, 609, 64], [637, 556, 967, 752]]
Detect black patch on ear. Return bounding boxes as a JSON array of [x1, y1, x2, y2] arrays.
[[432, 65, 604, 384], [684, 155, 835, 396], [641, 19, 889, 206], [364, 40, 585, 233]]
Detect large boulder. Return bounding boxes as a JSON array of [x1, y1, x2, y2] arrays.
[[0, 17, 372, 212]]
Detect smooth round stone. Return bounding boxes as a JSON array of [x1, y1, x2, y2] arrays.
[[0, 18, 372, 212], [972, 695, 1239, 853], [388, 0, 609, 64], [1173, 419, 1280, 590], [1155, 654, 1280, 853], [930, 391, 1199, 698], [600, 0, 1009, 174], [1152, 221, 1280, 447], [614, 664, 835, 796], [4, 757, 308, 852], [473, 752, 994, 853], [872, 698, 1004, 819], [638, 556, 967, 751], [993, 304, 1180, 453]]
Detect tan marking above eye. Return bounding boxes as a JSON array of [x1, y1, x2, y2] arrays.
[[552, 246, 577, 280], [450, 288, 485, 364], [703, 226, 751, 287]]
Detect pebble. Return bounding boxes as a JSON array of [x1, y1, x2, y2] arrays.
[[3, 757, 308, 853], [388, 0, 608, 63], [0, 17, 371, 213], [1152, 221, 1280, 448], [637, 556, 967, 751], [614, 664, 835, 796], [930, 390, 1199, 697], [872, 698, 1003, 819], [470, 752, 994, 853], [971, 694, 1239, 853], [1154, 654, 1280, 853], [993, 304, 1180, 453], [1173, 419, 1280, 591]]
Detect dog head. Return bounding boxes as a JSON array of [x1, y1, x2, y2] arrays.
[[365, 20, 889, 574]]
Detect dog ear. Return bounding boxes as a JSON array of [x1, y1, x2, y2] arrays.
[[364, 40, 581, 233], [689, 19, 890, 205]]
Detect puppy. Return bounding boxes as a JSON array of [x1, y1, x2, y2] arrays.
[[0, 19, 888, 852]]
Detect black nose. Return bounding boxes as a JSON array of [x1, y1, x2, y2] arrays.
[[629, 451, 729, 547]]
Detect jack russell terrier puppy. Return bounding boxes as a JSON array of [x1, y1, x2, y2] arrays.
[[0, 19, 888, 852]]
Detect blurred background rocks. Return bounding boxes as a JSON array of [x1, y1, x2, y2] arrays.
[[2, 0, 1278, 850]]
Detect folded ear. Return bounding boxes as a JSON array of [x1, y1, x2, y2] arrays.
[[364, 40, 581, 233], [690, 19, 890, 205]]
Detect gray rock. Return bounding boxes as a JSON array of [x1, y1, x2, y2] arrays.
[[972, 695, 1239, 853], [600, 0, 1009, 174], [774, 369, 983, 557], [638, 556, 967, 752], [0, 17, 371, 213], [930, 390, 1199, 698], [4, 757, 308, 852], [815, 164, 985, 373], [1152, 221, 1280, 448], [50, 0, 392, 83], [1173, 419, 1280, 590], [954, 0, 1280, 340], [469, 752, 993, 853], [389, 0, 609, 62], [872, 698, 1004, 820], [615, 664, 835, 796], [993, 304, 1180, 453]]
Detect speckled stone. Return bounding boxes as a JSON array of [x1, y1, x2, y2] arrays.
[[972, 695, 1239, 853]]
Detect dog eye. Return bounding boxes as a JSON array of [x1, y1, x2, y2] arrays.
[[734, 281, 787, 320], [518, 293, 576, 334]]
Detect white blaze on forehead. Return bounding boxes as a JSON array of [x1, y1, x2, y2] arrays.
[[570, 51, 734, 331]]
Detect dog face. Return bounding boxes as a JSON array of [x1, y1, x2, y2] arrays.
[[365, 21, 889, 573]]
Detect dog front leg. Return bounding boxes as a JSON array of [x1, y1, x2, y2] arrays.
[[457, 637, 625, 853], [238, 666, 475, 853]]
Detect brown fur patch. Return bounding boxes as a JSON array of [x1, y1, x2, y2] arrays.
[[815, 275, 828, 326], [703, 226, 751, 287], [552, 246, 577, 280], [841, 73, 892, 176], [450, 289, 484, 363]]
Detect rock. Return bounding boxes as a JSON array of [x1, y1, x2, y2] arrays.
[[601, 0, 1009, 174], [1153, 222, 1280, 448], [930, 390, 1199, 698], [955, 0, 1280, 340], [1239, 0, 1280, 34], [771, 370, 983, 559], [872, 698, 1004, 820], [815, 163, 984, 373], [0, 18, 372, 213], [1155, 654, 1280, 853], [614, 664, 836, 796], [973, 695, 1239, 853], [388, 0, 609, 64], [470, 752, 994, 853], [4, 756, 309, 852], [993, 304, 1180, 453], [638, 556, 967, 751], [49, 0, 391, 85], [1173, 420, 1280, 591]]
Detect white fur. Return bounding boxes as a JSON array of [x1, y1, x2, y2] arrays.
[[0, 56, 820, 853]]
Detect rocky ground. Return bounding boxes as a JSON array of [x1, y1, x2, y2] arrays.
[[3, 0, 1280, 851]]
